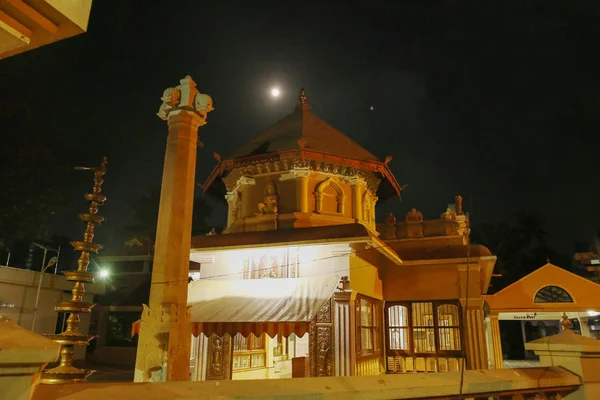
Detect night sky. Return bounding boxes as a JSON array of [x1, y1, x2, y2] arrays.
[[2, 1, 600, 254]]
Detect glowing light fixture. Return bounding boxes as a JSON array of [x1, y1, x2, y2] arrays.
[[270, 87, 280, 97], [98, 269, 109, 279]]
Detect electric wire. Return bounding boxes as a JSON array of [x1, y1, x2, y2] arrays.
[[156, 240, 465, 285], [458, 221, 471, 399]]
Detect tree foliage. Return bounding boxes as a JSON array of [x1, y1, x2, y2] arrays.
[[471, 211, 568, 292], [0, 98, 70, 250], [125, 186, 214, 249]]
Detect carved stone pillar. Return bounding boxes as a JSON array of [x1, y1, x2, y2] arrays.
[[135, 76, 213, 382], [280, 168, 311, 213], [460, 299, 489, 370], [224, 192, 235, 228], [489, 313, 503, 369], [333, 292, 351, 376], [310, 297, 334, 377], [296, 169, 310, 213], [350, 177, 365, 221]]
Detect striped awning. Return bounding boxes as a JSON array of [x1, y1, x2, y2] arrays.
[[131, 321, 309, 339], [132, 276, 339, 338], [191, 321, 309, 338]]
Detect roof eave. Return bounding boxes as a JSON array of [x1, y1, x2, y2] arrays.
[[201, 150, 404, 197]]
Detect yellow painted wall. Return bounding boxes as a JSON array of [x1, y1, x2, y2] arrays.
[[349, 255, 383, 300]]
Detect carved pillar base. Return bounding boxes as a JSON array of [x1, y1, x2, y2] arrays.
[[134, 304, 191, 382], [134, 314, 168, 382], [167, 303, 192, 381], [310, 297, 334, 377]]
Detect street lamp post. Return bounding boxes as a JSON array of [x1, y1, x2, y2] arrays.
[[31, 242, 59, 332]]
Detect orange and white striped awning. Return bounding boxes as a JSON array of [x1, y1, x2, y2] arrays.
[[132, 276, 339, 339], [131, 321, 309, 338]]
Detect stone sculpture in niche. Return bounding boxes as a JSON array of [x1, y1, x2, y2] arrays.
[[257, 181, 279, 215]]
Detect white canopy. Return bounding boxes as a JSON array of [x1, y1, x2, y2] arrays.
[[187, 275, 340, 338]]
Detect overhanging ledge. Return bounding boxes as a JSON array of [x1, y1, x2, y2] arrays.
[[190, 224, 403, 266]]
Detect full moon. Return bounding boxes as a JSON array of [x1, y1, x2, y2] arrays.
[[271, 88, 280, 97]]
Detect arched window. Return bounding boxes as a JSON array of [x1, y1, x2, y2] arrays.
[[534, 286, 573, 303], [314, 178, 345, 214]]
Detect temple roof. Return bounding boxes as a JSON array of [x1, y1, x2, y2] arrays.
[[226, 104, 380, 162], [203, 90, 404, 200]]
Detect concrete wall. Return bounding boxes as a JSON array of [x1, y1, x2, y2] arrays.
[[0, 265, 105, 359]]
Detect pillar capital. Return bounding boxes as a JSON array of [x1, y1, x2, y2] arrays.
[[280, 167, 312, 181], [157, 75, 214, 126], [233, 176, 256, 192], [347, 175, 367, 187]]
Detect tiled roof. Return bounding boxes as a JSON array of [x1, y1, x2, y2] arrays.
[[226, 105, 380, 162]]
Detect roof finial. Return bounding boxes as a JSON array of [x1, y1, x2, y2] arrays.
[[561, 313, 572, 331], [298, 88, 310, 110], [300, 88, 307, 104]]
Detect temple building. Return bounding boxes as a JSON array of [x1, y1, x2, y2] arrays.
[[155, 90, 499, 381]]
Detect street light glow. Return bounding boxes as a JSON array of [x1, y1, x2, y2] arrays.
[[270, 87, 280, 97]]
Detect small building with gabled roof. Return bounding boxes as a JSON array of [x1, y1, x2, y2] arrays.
[[484, 263, 600, 368]]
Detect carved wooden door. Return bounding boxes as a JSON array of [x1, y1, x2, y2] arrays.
[[310, 298, 334, 377], [206, 334, 233, 380]]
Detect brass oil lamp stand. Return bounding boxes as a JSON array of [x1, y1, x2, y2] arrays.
[[41, 157, 107, 384]]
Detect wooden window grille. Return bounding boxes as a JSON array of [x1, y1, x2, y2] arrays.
[[355, 295, 382, 357], [385, 301, 463, 373], [232, 333, 266, 370]]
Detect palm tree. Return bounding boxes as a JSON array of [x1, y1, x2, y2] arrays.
[[472, 211, 561, 292]]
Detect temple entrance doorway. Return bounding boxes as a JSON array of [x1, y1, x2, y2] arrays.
[[190, 332, 310, 381]]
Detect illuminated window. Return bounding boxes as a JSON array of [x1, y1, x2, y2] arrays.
[[534, 286, 573, 303], [273, 334, 288, 358], [388, 305, 409, 351], [356, 295, 382, 357], [232, 333, 266, 370], [242, 248, 299, 279], [385, 301, 462, 373]]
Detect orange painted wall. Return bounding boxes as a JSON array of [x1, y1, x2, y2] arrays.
[[485, 264, 600, 312], [382, 264, 460, 301]]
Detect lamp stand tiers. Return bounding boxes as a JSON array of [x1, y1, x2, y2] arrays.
[[40, 157, 108, 384]]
